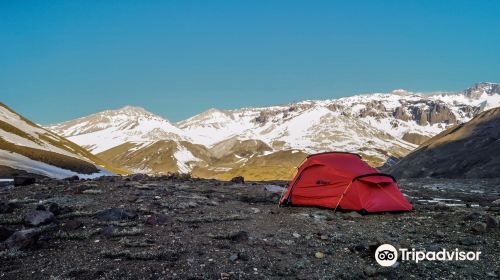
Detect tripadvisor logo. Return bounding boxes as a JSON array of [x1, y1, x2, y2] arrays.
[[375, 244, 398, 267], [375, 244, 481, 267]]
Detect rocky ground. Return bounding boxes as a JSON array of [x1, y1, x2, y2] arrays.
[[0, 175, 499, 279]]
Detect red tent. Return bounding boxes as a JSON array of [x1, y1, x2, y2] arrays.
[[279, 152, 412, 213]]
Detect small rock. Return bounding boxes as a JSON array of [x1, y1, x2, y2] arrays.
[[5, 229, 40, 249], [63, 220, 83, 231], [230, 176, 245, 184], [364, 266, 377, 277], [487, 271, 498, 277], [485, 216, 498, 229], [127, 196, 138, 203], [48, 203, 61, 215], [95, 208, 137, 221], [459, 236, 478, 246], [82, 189, 103, 195], [0, 202, 13, 213], [145, 214, 170, 226], [314, 252, 325, 259], [492, 199, 500, 205], [101, 225, 117, 236], [237, 252, 249, 261], [24, 210, 55, 226], [229, 254, 239, 262], [264, 185, 285, 193], [177, 201, 198, 209], [368, 236, 390, 252], [13, 176, 36, 186], [471, 222, 487, 233], [466, 211, 482, 220], [344, 212, 362, 218], [433, 202, 450, 211], [0, 226, 14, 241], [319, 235, 328, 240], [250, 207, 260, 214], [64, 175, 80, 181], [207, 200, 219, 206], [36, 204, 46, 211], [292, 232, 301, 238], [354, 243, 369, 252], [228, 231, 249, 242], [435, 230, 446, 238]]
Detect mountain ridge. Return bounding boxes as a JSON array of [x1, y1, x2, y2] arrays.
[[0, 102, 126, 179], [46, 82, 500, 180], [389, 106, 500, 178]]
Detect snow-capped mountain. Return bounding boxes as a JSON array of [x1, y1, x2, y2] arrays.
[[179, 105, 415, 162], [48, 106, 189, 153], [47, 82, 500, 180], [0, 102, 120, 179], [48, 106, 206, 175], [179, 83, 499, 148]]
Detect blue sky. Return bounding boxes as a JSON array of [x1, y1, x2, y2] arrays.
[[1, 0, 499, 124]]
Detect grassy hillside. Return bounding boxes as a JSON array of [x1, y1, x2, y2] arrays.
[[193, 150, 308, 181]]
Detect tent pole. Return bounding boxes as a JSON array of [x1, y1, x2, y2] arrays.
[[333, 181, 353, 213]]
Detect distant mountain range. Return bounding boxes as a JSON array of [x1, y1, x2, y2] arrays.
[[43, 82, 500, 180]]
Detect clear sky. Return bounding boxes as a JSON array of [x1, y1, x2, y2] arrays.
[[1, 0, 499, 124]]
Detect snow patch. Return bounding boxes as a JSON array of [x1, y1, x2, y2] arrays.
[[173, 145, 199, 173], [0, 150, 112, 179]]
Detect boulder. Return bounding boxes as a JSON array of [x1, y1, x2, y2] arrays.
[[95, 208, 137, 221], [230, 176, 245, 184], [485, 216, 498, 229], [0, 226, 14, 241], [471, 222, 487, 233], [5, 229, 40, 249], [25, 210, 55, 226]]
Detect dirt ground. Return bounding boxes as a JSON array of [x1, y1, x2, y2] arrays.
[[0, 175, 499, 279]]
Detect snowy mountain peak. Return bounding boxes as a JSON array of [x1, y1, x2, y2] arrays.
[[48, 106, 188, 153], [178, 108, 232, 127], [116, 105, 150, 114], [390, 89, 414, 96], [464, 82, 500, 99], [97, 105, 166, 119]]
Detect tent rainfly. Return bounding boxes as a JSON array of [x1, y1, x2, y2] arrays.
[[279, 152, 412, 213]]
